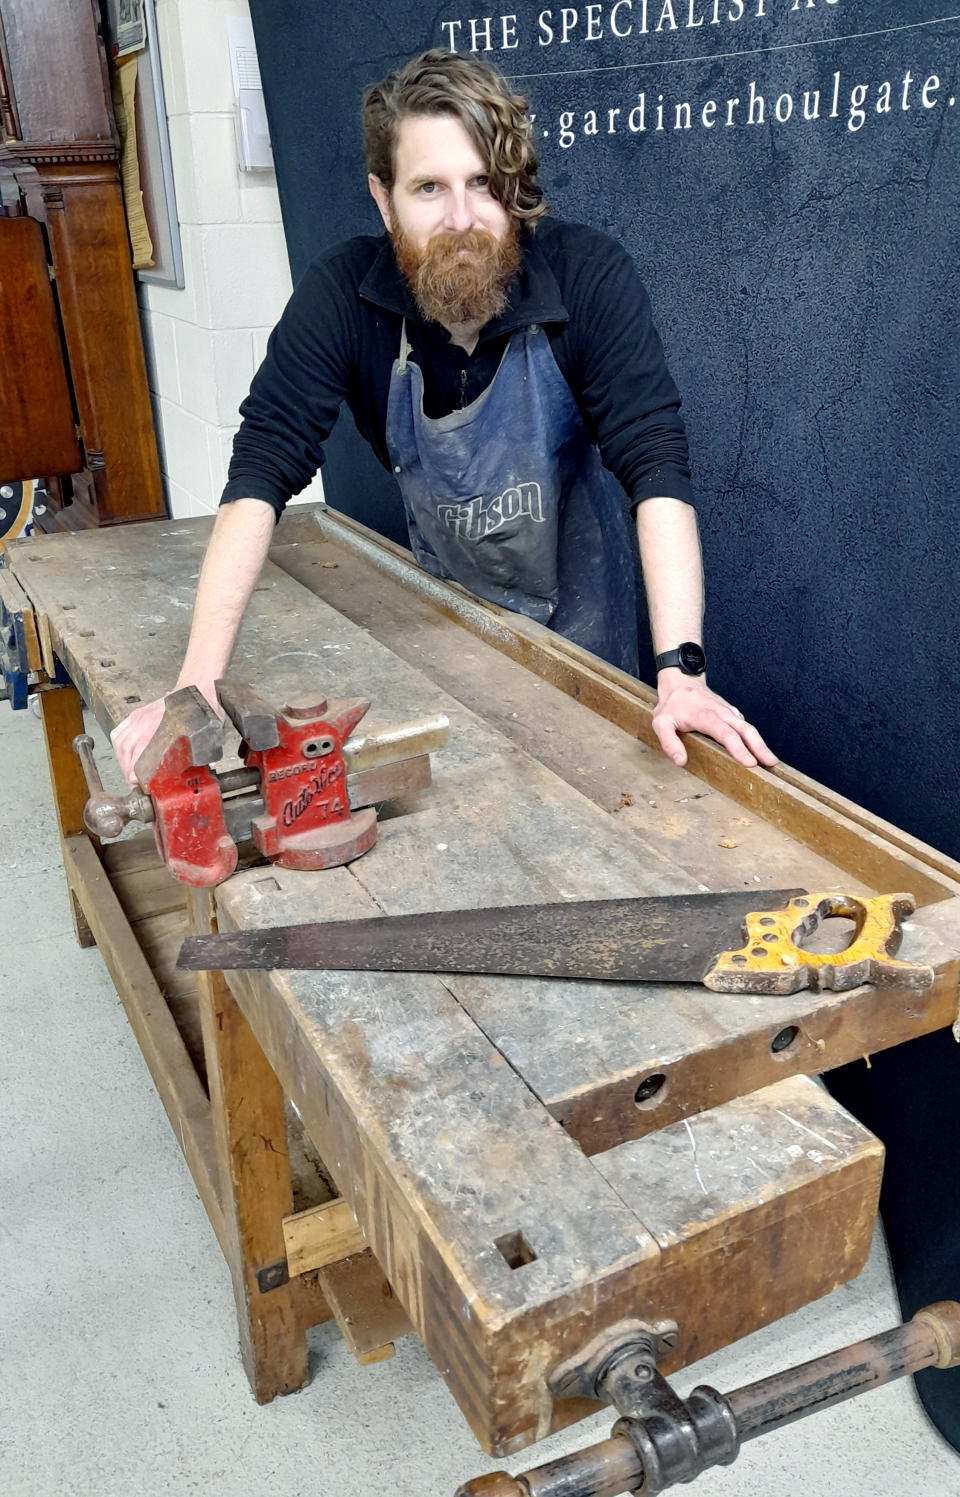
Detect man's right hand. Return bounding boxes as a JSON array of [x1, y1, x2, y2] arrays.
[[110, 686, 223, 786], [109, 696, 169, 786]]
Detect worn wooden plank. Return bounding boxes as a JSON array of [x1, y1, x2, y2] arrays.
[[7, 520, 459, 754], [99, 837, 203, 1044], [187, 887, 309, 1404], [270, 528, 857, 899], [317, 1249, 414, 1363], [131, 907, 207, 1080], [99, 835, 207, 1080], [98, 834, 290, 1089], [62, 834, 225, 1254], [101, 834, 189, 923], [37, 682, 93, 842], [13, 511, 955, 899], [299, 1273, 334, 1330], [590, 1074, 884, 1367], [295, 507, 960, 905], [283, 1198, 366, 1277], [8, 525, 200, 737], [37, 608, 59, 680], [0, 564, 43, 673], [37, 682, 98, 947]]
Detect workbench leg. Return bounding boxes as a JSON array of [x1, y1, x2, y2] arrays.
[[187, 887, 310, 1403], [37, 682, 96, 948]]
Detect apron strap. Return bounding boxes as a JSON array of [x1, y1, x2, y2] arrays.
[[398, 318, 411, 374]]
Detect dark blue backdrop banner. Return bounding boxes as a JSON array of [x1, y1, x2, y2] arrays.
[[248, 1, 960, 857]]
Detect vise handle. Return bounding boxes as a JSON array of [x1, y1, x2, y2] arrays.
[[459, 1301, 960, 1497], [73, 732, 259, 839], [73, 734, 154, 839]]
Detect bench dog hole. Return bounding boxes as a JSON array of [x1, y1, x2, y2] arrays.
[[771, 1025, 801, 1055], [495, 1230, 537, 1270], [634, 1072, 668, 1110]]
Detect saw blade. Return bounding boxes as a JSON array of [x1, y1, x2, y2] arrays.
[[177, 888, 806, 982]]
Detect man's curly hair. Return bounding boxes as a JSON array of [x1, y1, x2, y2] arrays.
[[362, 49, 547, 224]]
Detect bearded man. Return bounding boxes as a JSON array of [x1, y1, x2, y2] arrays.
[[113, 48, 774, 778]]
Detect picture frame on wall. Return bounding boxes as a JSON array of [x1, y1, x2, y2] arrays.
[[104, 0, 184, 289]]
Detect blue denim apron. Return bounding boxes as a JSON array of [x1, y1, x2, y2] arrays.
[[385, 321, 641, 675]]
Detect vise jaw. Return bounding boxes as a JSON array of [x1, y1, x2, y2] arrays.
[[216, 681, 378, 873], [132, 685, 237, 885], [75, 679, 448, 887]]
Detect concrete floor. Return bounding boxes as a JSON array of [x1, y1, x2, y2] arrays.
[[2, 699, 958, 1497]]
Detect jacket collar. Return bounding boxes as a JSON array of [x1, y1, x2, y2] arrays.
[[358, 226, 569, 344]]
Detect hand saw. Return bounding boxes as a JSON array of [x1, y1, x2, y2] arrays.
[[177, 889, 934, 995]]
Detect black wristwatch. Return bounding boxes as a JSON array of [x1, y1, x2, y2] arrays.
[[655, 641, 706, 676]]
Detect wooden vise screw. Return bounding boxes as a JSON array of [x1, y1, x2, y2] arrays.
[[74, 680, 448, 886]]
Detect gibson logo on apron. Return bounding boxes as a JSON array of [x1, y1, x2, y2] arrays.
[[437, 480, 545, 540]]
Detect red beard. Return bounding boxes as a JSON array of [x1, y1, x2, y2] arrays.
[[392, 222, 521, 328]]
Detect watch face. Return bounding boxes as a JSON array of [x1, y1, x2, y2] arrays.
[[678, 641, 706, 675]]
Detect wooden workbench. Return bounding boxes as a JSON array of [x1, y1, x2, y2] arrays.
[[6, 506, 960, 1467]]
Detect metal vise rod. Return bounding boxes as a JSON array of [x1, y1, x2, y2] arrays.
[[457, 1302, 960, 1497]]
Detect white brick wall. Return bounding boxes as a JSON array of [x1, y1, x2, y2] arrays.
[[139, 0, 325, 517]]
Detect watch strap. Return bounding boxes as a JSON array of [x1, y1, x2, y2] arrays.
[[655, 642, 706, 676]]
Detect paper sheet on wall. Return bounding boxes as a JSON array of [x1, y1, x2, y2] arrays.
[[113, 0, 147, 59], [111, 55, 155, 270]]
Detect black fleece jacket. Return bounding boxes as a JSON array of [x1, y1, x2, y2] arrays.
[[221, 217, 694, 518]]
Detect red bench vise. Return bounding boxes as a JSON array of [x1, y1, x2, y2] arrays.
[[73, 679, 449, 886]]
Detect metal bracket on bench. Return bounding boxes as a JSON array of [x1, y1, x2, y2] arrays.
[[255, 1258, 290, 1295], [550, 1319, 737, 1496]]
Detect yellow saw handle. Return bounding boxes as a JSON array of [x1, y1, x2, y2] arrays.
[[704, 891, 935, 995]]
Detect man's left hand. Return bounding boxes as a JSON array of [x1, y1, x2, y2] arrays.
[[652, 671, 777, 769]]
